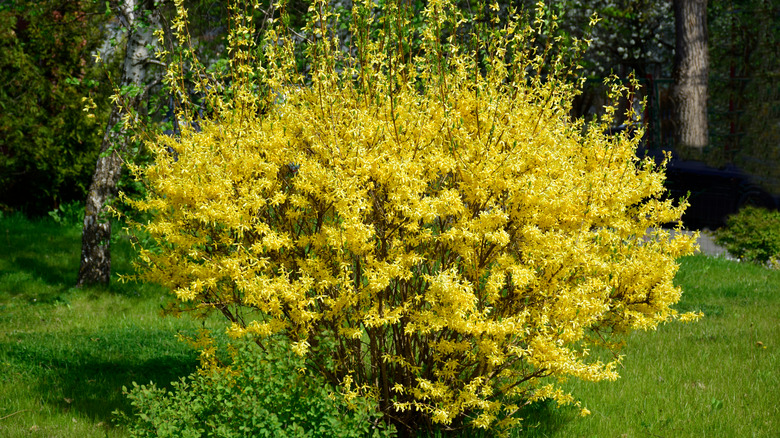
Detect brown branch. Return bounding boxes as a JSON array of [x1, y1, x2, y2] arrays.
[[0, 410, 31, 421]]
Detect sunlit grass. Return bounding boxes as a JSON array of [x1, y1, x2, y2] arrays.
[[518, 255, 780, 437]]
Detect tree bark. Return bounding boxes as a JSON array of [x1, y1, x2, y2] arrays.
[[77, 0, 159, 287], [673, 0, 709, 151]]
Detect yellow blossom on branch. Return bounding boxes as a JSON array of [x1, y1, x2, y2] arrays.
[[124, 0, 699, 434]]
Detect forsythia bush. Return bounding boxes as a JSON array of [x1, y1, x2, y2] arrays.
[[125, 0, 699, 434]]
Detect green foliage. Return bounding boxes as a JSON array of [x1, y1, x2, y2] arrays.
[[117, 339, 395, 438], [47, 200, 85, 226], [709, 0, 780, 187], [0, 1, 114, 215], [714, 206, 780, 264]]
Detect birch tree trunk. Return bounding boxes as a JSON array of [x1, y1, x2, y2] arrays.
[[673, 0, 709, 151], [77, 0, 160, 286]]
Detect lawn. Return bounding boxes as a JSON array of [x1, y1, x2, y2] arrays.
[[0, 214, 214, 437], [0, 214, 777, 437], [519, 255, 780, 437]]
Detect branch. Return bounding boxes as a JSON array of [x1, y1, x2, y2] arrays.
[[143, 58, 168, 68], [0, 410, 31, 421]]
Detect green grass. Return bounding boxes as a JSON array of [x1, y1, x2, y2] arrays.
[[0, 214, 213, 437], [517, 255, 780, 437], [1, 214, 778, 437]]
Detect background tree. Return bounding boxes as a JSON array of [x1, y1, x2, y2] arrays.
[[76, 0, 310, 286], [0, 0, 112, 215], [76, 0, 243, 286], [708, 0, 780, 190], [672, 0, 709, 151], [77, 0, 163, 286]]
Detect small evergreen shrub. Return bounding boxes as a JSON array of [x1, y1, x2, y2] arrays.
[[116, 340, 395, 438], [715, 206, 780, 264], [0, 2, 112, 215]]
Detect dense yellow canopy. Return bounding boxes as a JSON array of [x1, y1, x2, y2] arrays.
[[125, 0, 699, 432]]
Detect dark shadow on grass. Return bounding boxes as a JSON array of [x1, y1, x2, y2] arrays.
[[53, 355, 199, 422], [11, 255, 78, 289], [2, 330, 200, 424], [514, 399, 579, 437], [1, 218, 81, 277], [1, 216, 147, 299]]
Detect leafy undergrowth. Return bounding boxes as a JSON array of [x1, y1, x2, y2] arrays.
[[715, 206, 780, 264]]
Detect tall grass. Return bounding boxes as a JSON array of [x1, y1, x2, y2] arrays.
[[1, 214, 778, 437]]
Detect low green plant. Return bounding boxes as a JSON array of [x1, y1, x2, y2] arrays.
[[714, 206, 780, 263], [116, 339, 396, 438], [47, 201, 85, 227]]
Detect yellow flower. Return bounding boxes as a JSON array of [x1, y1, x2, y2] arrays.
[[127, 0, 697, 432]]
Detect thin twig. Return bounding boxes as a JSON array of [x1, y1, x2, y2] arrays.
[[0, 410, 31, 421]]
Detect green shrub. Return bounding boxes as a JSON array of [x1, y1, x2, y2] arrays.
[[47, 200, 84, 226], [715, 206, 780, 263], [116, 339, 395, 438]]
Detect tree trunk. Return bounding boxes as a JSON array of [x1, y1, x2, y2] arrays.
[[673, 0, 709, 151], [77, 0, 159, 287]]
